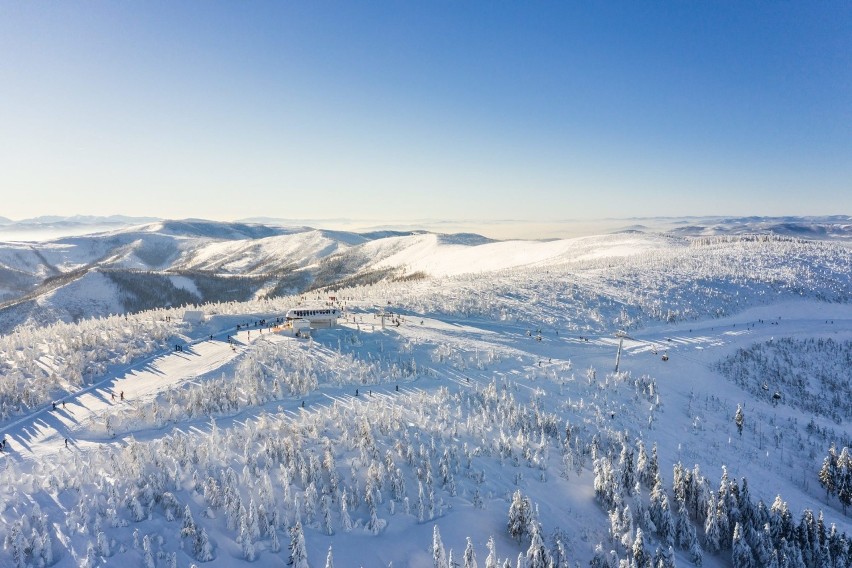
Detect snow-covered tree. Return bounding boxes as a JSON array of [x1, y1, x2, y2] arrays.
[[657, 494, 675, 549], [632, 528, 650, 568], [96, 529, 110, 557], [619, 444, 636, 496], [837, 447, 852, 514], [525, 523, 548, 568], [637, 440, 650, 487], [656, 545, 676, 568], [85, 541, 98, 568], [674, 499, 692, 550], [732, 522, 754, 568], [550, 534, 570, 568], [270, 523, 281, 553], [433, 525, 448, 568], [508, 490, 532, 543], [194, 527, 214, 562], [464, 536, 479, 568], [704, 492, 721, 554], [182, 504, 197, 538], [590, 543, 614, 568], [288, 520, 309, 568], [485, 536, 499, 568], [819, 445, 839, 499], [340, 490, 353, 532], [688, 529, 703, 566], [142, 534, 155, 568]]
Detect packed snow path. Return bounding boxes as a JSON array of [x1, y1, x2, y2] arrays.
[[1, 326, 263, 460]]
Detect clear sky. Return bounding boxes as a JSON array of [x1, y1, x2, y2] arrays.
[[1, 1, 850, 226]]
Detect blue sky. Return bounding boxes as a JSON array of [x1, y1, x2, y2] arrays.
[[0, 1, 849, 227]]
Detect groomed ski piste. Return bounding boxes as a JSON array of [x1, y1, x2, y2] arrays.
[[1, 232, 852, 568]]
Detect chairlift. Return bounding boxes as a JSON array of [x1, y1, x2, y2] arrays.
[[772, 391, 782, 401], [661, 353, 669, 362], [762, 381, 769, 391]]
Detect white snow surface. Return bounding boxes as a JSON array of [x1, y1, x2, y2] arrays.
[[369, 233, 669, 277], [177, 230, 360, 272], [0, 232, 851, 568]]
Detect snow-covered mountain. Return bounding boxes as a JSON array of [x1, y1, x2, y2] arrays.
[[665, 216, 852, 240], [0, 221, 362, 332], [1, 218, 851, 335], [0, 220, 851, 567], [0, 214, 161, 241]]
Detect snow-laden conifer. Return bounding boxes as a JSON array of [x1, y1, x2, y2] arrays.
[[463, 536, 478, 568], [525, 523, 548, 568], [485, 536, 498, 568], [732, 522, 754, 568], [288, 520, 308, 568], [507, 490, 531, 543], [433, 524, 448, 568]]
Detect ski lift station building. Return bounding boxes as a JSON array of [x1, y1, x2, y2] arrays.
[[285, 307, 340, 329]]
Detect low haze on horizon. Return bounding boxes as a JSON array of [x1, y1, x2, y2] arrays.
[[1, 2, 850, 223]]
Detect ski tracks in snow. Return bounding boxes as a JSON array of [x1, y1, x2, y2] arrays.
[[1, 332, 251, 461]]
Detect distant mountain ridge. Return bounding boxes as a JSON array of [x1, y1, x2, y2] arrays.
[[0, 220, 498, 332], [665, 215, 852, 239], [0, 216, 849, 334]]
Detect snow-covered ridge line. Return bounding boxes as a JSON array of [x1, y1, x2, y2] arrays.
[[2, 220, 852, 334]]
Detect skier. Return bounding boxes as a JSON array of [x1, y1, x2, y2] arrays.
[[64, 438, 68, 448], [52, 402, 56, 410], [120, 391, 124, 401], [111, 392, 115, 401], [355, 389, 359, 397]]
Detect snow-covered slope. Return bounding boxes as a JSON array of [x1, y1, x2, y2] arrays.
[[1, 226, 851, 567], [174, 229, 369, 273]]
